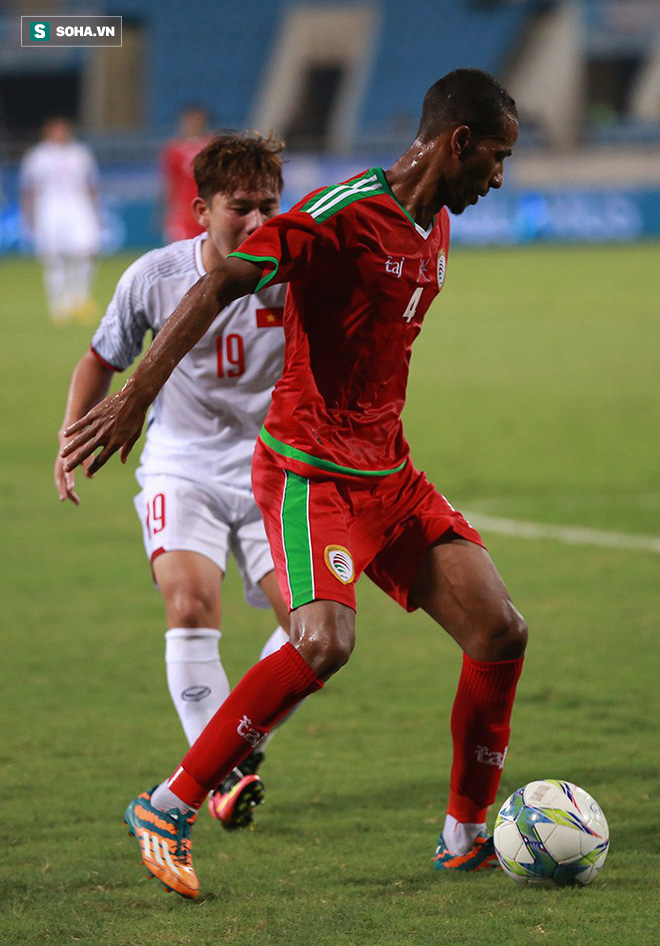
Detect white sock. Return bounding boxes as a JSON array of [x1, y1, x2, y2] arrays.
[[151, 780, 196, 815], [43, 256, 70, 317], [68, 256, 94, 305], [165, 627, 229, 746], [259, 625, 289, 660], [442, 814, 487, 855]]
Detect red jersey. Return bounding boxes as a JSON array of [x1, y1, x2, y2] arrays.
[[229, 166, 450, 477], [161, 136, 210, 241]]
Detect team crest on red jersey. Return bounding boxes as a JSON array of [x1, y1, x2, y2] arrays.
[[436, 250, 447, 290], [324, 545, 355, 584]]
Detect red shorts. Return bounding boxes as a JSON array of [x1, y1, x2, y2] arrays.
[[252, 438, 484, 613]]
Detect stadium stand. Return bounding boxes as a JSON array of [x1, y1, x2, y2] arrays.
[[358, 0, 532, 145], [1, 0, 659, 251]]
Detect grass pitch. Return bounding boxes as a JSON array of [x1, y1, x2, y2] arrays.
[[0, 244, 658, 945]]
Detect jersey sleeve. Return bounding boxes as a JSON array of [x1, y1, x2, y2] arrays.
[[227, 208, 343, 291], [91, 260, 153, 372]]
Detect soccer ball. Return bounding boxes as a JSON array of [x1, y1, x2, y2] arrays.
[[494, 779, 609, 887]]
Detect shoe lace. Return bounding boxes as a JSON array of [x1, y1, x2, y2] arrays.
[[172, 811, 195, 864]]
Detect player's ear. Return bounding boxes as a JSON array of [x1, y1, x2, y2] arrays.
[[192, 196, 210, 227], [450, 125, 473, 158]]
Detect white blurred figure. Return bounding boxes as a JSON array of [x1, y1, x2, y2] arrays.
[[20, 116, 100, 324]]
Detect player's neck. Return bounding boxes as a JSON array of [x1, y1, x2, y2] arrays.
[[385, 138, 448, 230]]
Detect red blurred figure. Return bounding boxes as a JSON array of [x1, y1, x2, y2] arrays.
[[160, 105, 212, 242]]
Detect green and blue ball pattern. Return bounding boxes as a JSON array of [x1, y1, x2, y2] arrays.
[[494, 779, 609, 886]]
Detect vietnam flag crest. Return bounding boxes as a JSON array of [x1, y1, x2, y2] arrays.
[[256, 307, 284, 328]]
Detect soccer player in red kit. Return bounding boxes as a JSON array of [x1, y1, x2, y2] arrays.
[[160, 105, 212, 243], [62, 69, 527, 899]]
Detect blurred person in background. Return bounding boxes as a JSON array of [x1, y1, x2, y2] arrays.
[[55, 133, 291, 831], [160, 104, 213, 243], [20, 116, 100, 324]]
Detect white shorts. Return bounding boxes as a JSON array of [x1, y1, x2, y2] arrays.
[[134, 473, 274, 609]]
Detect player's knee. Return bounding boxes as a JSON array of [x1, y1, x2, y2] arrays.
[[309, 635, 354, 679], [481, 601, 528, 660], [293, 620, 355, 680], [167, 584, 219, 628]]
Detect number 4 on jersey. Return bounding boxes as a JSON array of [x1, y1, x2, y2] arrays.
[[402, 287, 423, 323]]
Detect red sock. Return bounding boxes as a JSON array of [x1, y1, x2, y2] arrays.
[[168, 643, 323, 807], [447, 654, 524, 824]]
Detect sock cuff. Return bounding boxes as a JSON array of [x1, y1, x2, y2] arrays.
[[460, 653, 524, 700], [447, 790, 488, 825], [165, 627, 222, 663], [167, 765, 209, 809], [462, 653, 524, 673], [270, 642, 324, 695]]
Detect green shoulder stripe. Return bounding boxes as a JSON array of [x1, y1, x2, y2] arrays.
[[301, 169, 384, 223], [260, 426, 407, 477], [227, 251, 279, 292]]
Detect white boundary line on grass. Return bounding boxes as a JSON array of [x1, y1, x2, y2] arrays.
[[463, 511, 660, 555]]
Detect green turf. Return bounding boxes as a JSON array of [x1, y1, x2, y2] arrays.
[[0, 245, 658, 945]]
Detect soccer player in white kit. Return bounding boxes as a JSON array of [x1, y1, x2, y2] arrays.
[[54, 133, 290, 828], [20, 117, 100, 324]]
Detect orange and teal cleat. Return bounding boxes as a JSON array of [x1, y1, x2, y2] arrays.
[[433, 832, 500, 872], [124, 788, 199, 898], [208, 771, 265, 830]]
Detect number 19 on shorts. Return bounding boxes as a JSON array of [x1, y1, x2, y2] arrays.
[[146, 492, 166, 536]]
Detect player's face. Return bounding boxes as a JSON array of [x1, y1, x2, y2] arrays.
[[44, 118, 73, 144], [442, 112, 518, 215], [180, 109, 208, 138], [198, 187, 281, 258]]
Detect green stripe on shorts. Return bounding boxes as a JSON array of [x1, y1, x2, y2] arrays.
[[281, 471, 315, 609]]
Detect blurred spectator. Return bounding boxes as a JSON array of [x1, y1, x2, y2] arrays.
[[20, 117, 100, 325], [160, 105, 212, 243]]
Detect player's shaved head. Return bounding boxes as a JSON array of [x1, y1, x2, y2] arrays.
[[194, 133, 285, 200], [417, 69, 517, 142]]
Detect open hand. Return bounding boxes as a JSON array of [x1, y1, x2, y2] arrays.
[[54, 448, 94, 504], [60, 386, 147, 476]]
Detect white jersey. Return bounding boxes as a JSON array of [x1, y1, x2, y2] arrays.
[[20, 140, 100, 257], [92, 235, 286, 492]]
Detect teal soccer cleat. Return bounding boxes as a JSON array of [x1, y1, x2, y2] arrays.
[[433, 831, 500, 872], [124, 787, 199, 898]]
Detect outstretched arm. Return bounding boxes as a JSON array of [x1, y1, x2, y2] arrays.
[[55, 350, 115, 504], [60, 255, 262, 476]]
